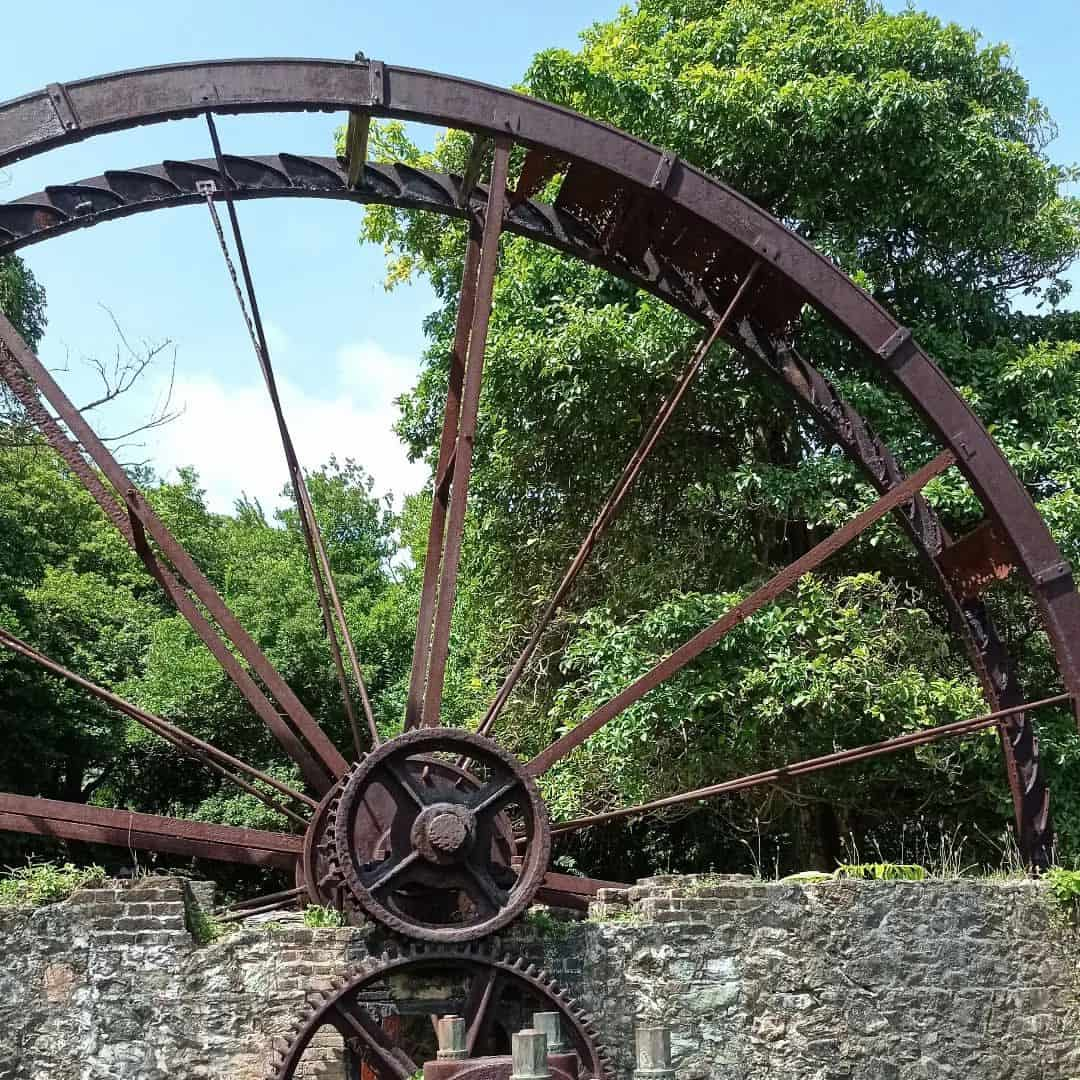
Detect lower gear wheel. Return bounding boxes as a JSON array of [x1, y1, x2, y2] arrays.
[[330, 728, 551, 943], [268, 945, 614, 1080]]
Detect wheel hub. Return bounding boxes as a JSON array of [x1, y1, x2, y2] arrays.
[[413, 802, 474, 861]]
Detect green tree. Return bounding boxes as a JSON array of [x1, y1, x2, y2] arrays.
[[0, 256, 46, 348], [0, 451, 400, 860], [360, 0, 1080, 872]]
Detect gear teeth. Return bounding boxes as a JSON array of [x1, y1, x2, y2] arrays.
[[267, 942, 614, 1079]]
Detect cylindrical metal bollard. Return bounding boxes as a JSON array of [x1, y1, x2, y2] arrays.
[[511, 1028, 550, 1079], [532, 1011, 566, 1053], [633, 1025, 675, 1079], [436, 1014, 467, 1060]]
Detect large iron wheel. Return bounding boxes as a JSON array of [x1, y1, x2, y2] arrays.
[[0, 56, 1076, 939]]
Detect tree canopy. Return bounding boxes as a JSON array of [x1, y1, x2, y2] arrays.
[[359, 0, 1080, 872]]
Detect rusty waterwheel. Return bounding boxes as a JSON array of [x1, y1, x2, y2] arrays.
[[0, 57, 1077, 947]]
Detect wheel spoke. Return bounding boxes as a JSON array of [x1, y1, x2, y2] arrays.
[[0, 316, 346, 794], [217, 890, 304, 923], [204, 114, 379, 756], [0, 626, 314, 826], [0, 792, 302, 869], [547, 692, 1073, 835], [478, 261, 763, 739], [408, 140, 511, 730], [383, 760, 429, 810], [463, 860, 508, 913], [527, 449, 957, 778], [362, 848, 422, 893], [404, 227, 482, 731], [463, 967, 502, 1055], [469, 776, 521, 818], [333, 1000, 417, 1080]]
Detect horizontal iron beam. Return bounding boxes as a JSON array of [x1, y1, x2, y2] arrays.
[[0, 793, 301, 869]]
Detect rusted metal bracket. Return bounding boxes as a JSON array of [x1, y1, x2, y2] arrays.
[[938, 519, 1016, 599], [344, 112, 371, 188], [650, 150, 676, 192], [510, 148, 567, 207], [45, 82, 79, 133], [458, 134, 493, 208]]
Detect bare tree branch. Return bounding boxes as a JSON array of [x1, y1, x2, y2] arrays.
[[1, 306, 183, 461]]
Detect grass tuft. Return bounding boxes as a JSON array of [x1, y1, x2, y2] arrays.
[[303, 905, 345, 928], [0, 861, 107, 907]]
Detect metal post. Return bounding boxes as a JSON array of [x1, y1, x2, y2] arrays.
[[511, 1029, 550, 1080], [634, 1026, 675, 1079], [532, 1012, 566, 1053], [436, 1015, 467, 1060]]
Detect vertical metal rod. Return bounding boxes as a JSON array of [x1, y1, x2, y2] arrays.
[[463, 967, 500, 1055], [405, 227, 484, 730], [205, 113, 379, 755], [414, 139, 511, 729], [478, 262, 763, 738]]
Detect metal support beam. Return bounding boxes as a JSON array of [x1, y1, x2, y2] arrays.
[[0, 793, 301, 869]]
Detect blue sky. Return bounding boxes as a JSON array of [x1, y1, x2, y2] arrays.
[[1, 1, 1077, 513]]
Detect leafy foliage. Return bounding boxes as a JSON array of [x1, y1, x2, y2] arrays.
[[187, 903, 234, 944], [1043, 866, 1080, 908], [0, 447, 400, 877], [356, 0, 1080, 875], [834, 862, 927, 882], [0, 256, 46, 349], [0, 861, 105, 907], [303, 905, 345, 928]]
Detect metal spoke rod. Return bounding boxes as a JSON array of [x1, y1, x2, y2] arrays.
[[407, 139, 512, 730], [547, 692, 1074, 834], [404, 228, 483, 730], [204, 113, 378, 756], [0, 627, 315, 825], [478, 260, 763, 738], [0, 341, 344, 793], [527, 448, 957, 777]]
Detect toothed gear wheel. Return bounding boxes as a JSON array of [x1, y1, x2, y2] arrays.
[[298, 776, 349, 909], [300, 749, 518, 923], [267, 944, 614, 1080], [330, 728, 551, 943]]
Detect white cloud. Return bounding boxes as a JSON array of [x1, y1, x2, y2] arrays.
[[148, 340, 427, 514]]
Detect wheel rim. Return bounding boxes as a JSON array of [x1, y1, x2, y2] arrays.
[[0, 55, 1070, 911]]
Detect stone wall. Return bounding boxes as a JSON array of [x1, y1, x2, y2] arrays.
[[0, 874, 1076, 1079]]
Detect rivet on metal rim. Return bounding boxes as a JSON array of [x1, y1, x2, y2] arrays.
[[877, 325, 913, 368], [46, 83, 79, 132]]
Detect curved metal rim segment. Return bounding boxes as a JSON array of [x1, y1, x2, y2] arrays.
[[1, 57, 1077, 703]]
